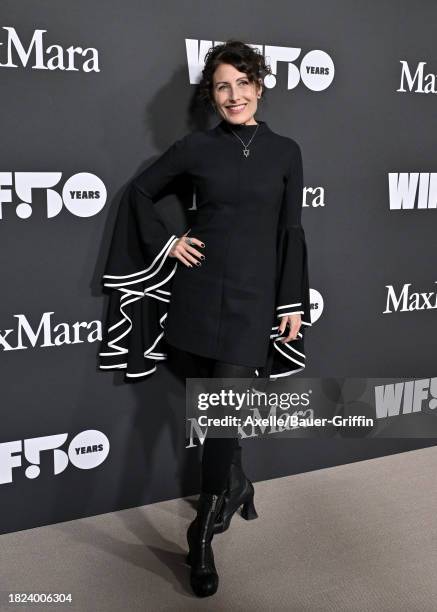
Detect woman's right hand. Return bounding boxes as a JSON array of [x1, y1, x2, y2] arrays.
[[169, 230, 205, 267]]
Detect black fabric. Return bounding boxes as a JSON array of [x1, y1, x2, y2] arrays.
[[98, 118, 312, 382], [201, 437, 241, 495], [200, 360, 254, 495]]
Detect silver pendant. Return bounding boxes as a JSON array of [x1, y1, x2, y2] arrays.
[[243, 148, 250, 157]]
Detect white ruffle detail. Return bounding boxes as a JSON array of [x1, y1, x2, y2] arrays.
[[99, 235, 178, 373], [102, 235, 179, 288], [276, 302, 302, 310], [276, 302, 303, 318], [277, 310, 305, 317], [253, 314, 312, 379]]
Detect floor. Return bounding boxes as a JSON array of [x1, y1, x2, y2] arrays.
[[1, 446, 437, 611]]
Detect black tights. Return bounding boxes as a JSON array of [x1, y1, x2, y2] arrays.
[[200, 360, 255, 494], [168, 345, 255, 495]]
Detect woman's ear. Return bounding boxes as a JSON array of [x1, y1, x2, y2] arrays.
[[257, 78, 263, 98]]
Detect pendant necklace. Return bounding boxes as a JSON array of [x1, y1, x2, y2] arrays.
[[230, 122, 260, 158]]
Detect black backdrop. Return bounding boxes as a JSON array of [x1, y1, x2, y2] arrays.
[[1, 1, 436, 534]]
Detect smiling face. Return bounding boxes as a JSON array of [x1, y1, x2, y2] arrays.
[[211, 62, 262, 125]]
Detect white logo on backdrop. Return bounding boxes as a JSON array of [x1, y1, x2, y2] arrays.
[[375, 378, 437, 418], [397, 61, 437, 94], [0, 430, 110, 484], [303, 185, 326, 208], [388, 173, 437, 210], [186, 40, 335, 91], [0, 172, 107, 219], [384, 282, 437, 313], [309, 288, 324, 324], [0, 312, 101, 351], [0, 26, 100, 72]]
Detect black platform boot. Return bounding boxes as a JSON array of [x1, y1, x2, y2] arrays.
[[186, 491, 226, 597], [213, 446, 258, 534]]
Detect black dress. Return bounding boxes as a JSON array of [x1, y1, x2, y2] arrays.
[[98, 118, 312, 380]]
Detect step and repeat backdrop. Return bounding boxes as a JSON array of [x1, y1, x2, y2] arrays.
[[1, 1, 436, 534]]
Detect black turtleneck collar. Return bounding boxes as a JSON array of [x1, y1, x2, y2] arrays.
[[217, 118, 269, 136]]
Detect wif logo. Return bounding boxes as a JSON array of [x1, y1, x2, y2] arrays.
[[0, 172, 107, 220], [186, 39, 334, 91], [375, 379, 437, 417], [389, 173, 437, 210]]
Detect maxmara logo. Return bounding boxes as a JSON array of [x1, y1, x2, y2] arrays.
[[0, 172, 107, 220], [303, 185, 326, 209], [0, 430, 110, 485], [397, 61, 437, 94], [186, 39, 335, 91], [0, 312, 102, 351], [388, 173, 437, 210], [0, 26, 100, 72], [384, 282, 437, 313]]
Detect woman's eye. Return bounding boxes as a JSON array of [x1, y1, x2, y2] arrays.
[[218, 81, 249, 90]]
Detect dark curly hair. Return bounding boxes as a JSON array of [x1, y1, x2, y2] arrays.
[[197, 39, 272, 111]]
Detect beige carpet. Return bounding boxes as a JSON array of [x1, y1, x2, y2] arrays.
[[1, 446, 437, 611]]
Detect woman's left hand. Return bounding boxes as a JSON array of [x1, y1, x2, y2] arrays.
[[278, 313, 301, 343]]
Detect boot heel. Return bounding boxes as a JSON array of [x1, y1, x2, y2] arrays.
[[241, 493, 258, 521]]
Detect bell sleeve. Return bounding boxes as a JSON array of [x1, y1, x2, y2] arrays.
[[98, 135, 190, 380], [256, 140, 312, 381]]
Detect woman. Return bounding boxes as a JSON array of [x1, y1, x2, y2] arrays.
[[99, 40, 311, 598]]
